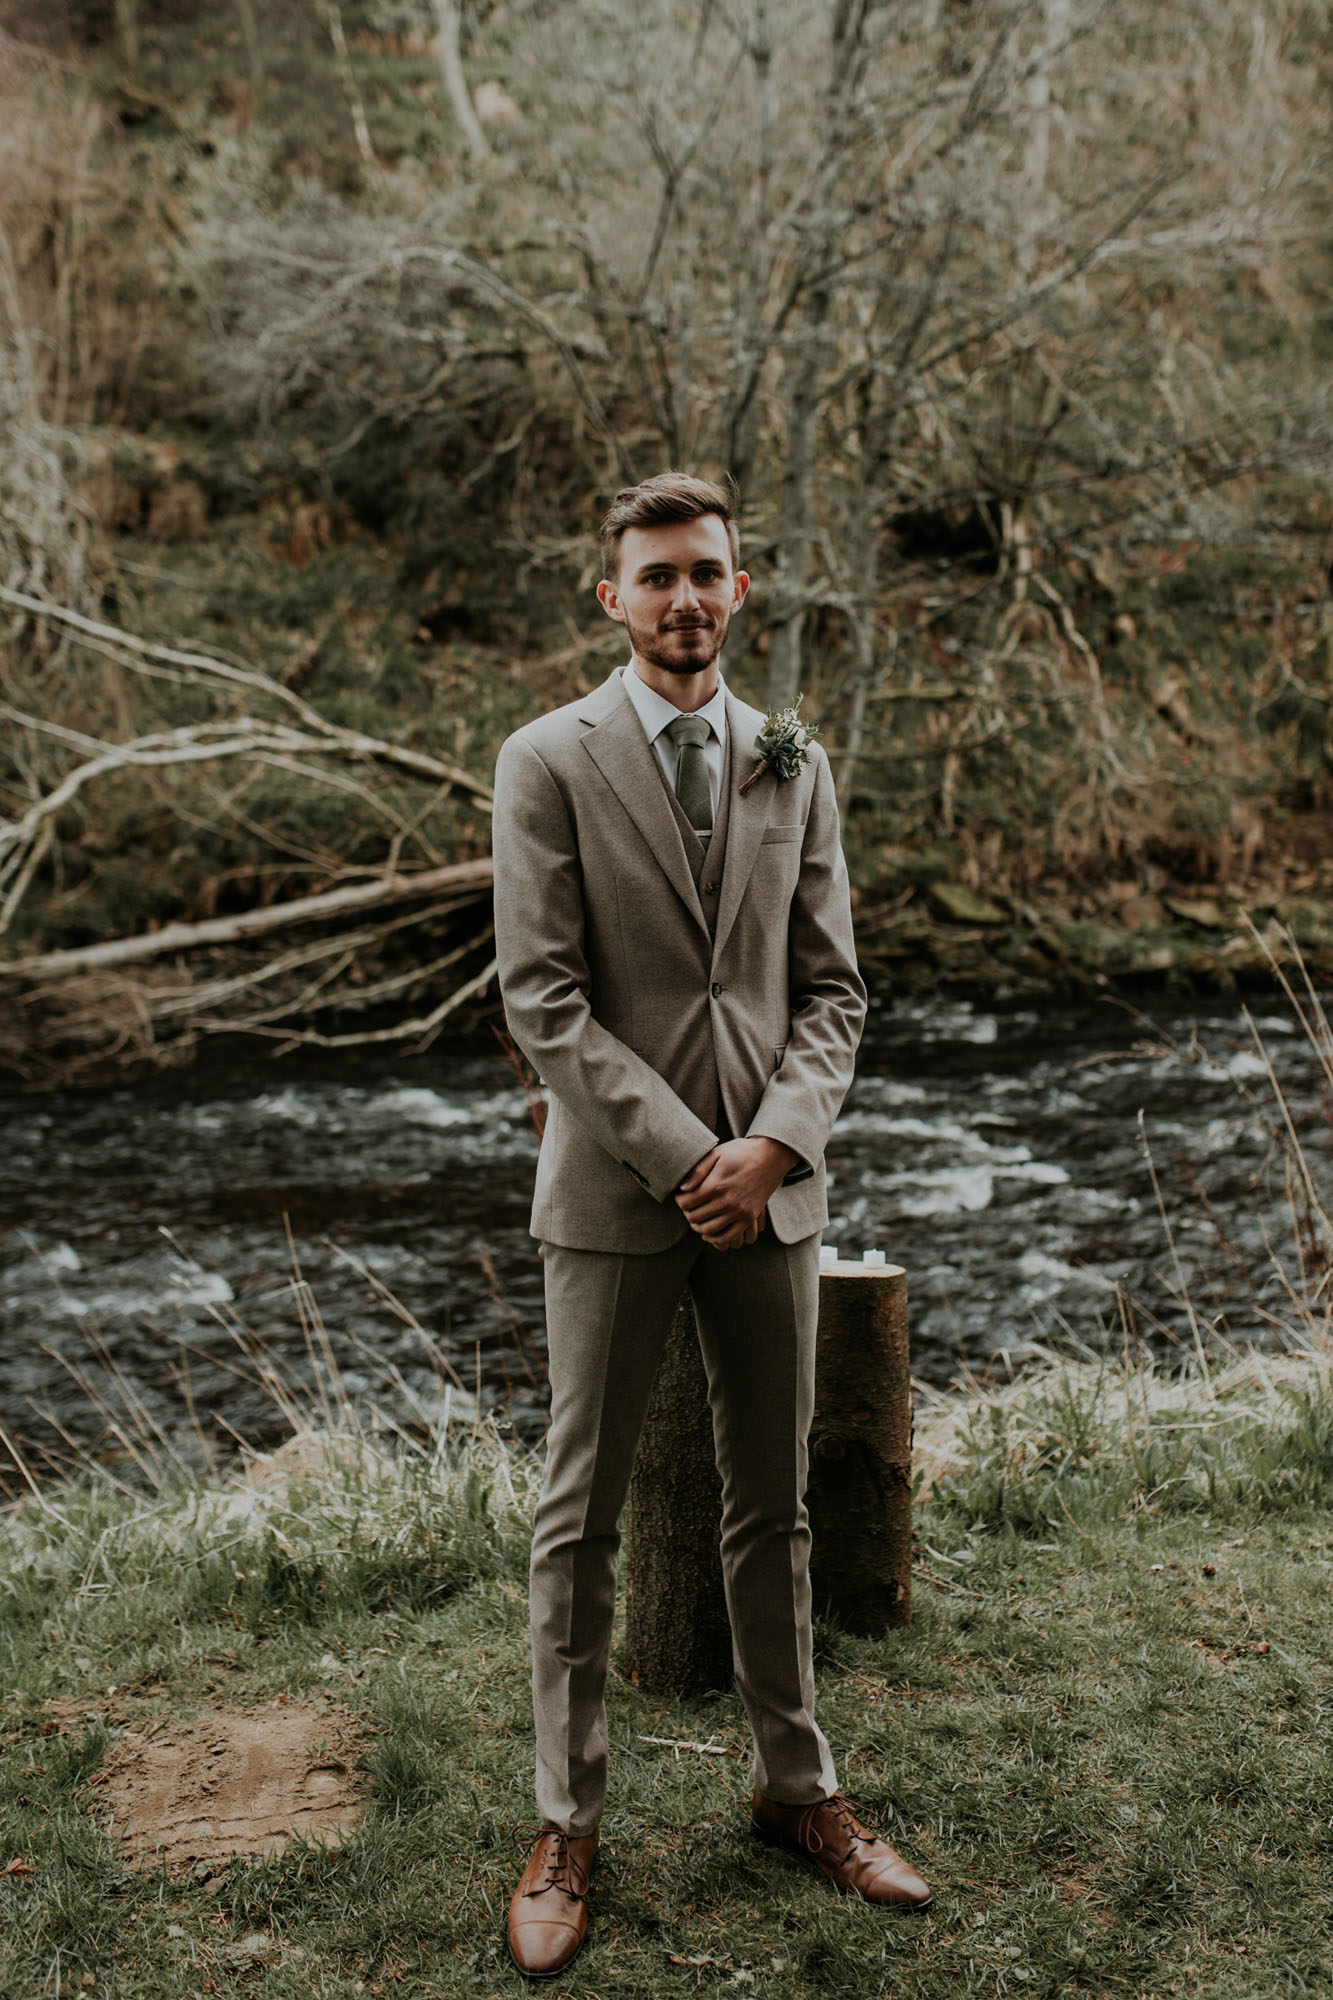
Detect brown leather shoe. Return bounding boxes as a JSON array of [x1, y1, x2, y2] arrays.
[[506, 1825, 599, 1980], [751, 1791, 932, 1908]]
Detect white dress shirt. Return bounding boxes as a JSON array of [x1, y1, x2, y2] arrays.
[[620, 663, 727, 822]]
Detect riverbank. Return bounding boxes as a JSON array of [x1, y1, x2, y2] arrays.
[[4, 1349, 1332, 1999], [854, 893, 1333, 998], [7, 890, 1333, 1092]]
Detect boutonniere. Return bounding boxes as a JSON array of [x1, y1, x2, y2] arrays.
[[738, 695, 819, 796]]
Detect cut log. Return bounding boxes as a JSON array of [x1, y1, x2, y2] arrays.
[[806, 1261, 913, 1634], [623, 1296, 732, 1697]]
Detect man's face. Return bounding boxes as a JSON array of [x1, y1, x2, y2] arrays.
[[596, 515, 749, 679]]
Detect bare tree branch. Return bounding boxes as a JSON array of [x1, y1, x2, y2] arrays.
[[0, 858, 492, 979]]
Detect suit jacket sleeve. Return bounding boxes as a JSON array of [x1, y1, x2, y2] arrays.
[[492, 732, 720, 1203], [743, 743, 867, 1175]]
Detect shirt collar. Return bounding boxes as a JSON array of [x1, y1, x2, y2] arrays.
[[620, 662, 728, 746]]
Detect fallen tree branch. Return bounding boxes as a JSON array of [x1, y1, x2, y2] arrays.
[[0, 706, 488, 919], [0, 858, 493, 979], [199, 950, 500, 1053], [148, 923, 385, 1019]]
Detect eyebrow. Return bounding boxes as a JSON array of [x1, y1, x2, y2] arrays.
[[634, 559, 725, 579]]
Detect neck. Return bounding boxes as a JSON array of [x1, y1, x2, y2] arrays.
[[630, 656, 721, 712]]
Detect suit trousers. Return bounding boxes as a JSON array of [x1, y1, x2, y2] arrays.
[[531, 1228, 838, 1833]]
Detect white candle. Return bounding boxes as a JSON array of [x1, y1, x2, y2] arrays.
[[862, 1249, 886, 1267], [819, 1245, 838, 1269]]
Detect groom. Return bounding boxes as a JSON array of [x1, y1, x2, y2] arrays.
[[491, 472, 931, 1979]]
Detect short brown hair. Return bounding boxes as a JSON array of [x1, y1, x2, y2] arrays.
[[599, 470, 740, 580]]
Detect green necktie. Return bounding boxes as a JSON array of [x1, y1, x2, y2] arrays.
[[666, 714, 713, 834]]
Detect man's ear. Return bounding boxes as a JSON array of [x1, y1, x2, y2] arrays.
[[596, 579, 624, 623], [732, 570, 750, 610]]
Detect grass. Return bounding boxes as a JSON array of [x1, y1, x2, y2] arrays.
[[4, 1350, 1333, 2000]]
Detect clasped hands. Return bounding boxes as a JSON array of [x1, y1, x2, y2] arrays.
[[675, 1135, 799, 1252]]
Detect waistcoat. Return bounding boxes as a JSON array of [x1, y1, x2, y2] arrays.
[[662, 727, 732, 941]]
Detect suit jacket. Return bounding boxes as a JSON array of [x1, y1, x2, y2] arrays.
[[491, 668, 867, 1251]]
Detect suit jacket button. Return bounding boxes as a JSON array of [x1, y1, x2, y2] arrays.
[[711, 981, 723, 997], [703, 881, 717, 895]]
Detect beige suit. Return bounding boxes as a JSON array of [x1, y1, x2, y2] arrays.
[[493, 667, 866, 1831]]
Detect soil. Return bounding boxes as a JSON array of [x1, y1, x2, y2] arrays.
[[85, 1699, 368, 1871]]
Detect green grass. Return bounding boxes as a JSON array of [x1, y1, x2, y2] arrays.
[[4, 1354, 1333, 1998]]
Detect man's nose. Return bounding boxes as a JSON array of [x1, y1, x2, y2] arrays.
[[670, 575, 701, 611]]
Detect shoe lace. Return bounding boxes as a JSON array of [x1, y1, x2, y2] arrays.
[[800, 1793, 868, 1863], [540, 1831, 570, 1891], [526, 1829, 588, 1899]]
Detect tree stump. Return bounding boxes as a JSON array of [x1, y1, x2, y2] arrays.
[[623, 1295, 732, 1695], [623, 1259, 913, 1694], [806, 1260, 913, 1634]]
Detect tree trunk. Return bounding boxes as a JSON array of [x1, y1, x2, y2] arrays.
[[807, 1261, 913, 1633], [433, 0, 490, 161], [765, 278, 828, 712], [726, 0, 775, 499], [233, 0, 264, 125], [764, 1, 872, 710], [114, 0, 139, 64], [325, 0, 376, 169], [1019, 0, 1070, 275], [623, 1296, 732, 1696]]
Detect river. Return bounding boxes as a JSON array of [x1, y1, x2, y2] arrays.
[[1, 990, 1327, 1488]]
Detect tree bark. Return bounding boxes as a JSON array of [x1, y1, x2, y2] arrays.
[[623, 1295, 732, 1697], [806, 1261, 913, 1633]]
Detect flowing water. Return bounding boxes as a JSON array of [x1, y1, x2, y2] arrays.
[[1, 992, 1328, 1484]]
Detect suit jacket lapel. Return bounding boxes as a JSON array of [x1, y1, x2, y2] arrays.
[[579, 672, 709, 935], [713, 690, 773, 963]]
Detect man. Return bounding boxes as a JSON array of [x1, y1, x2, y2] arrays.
[[491, 472, 931, 1980]]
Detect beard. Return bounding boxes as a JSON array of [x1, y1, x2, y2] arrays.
[[625, 607, 731, 677]]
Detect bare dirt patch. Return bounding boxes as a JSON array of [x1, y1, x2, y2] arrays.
[[89, 1700, 368, 1871]]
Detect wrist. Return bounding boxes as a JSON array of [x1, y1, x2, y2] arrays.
[[748, 1134, 799, 1174]]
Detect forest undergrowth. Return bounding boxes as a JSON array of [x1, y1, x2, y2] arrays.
[[2, 0, 1333, 1073]]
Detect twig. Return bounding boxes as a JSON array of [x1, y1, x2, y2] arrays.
[[638, 1736, 739, 1756], [205, 951, 499, 1051], [912, 1562, 986, 1599]]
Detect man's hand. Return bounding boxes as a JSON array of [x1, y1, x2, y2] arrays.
[[675, 1136, 800, 1250]]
